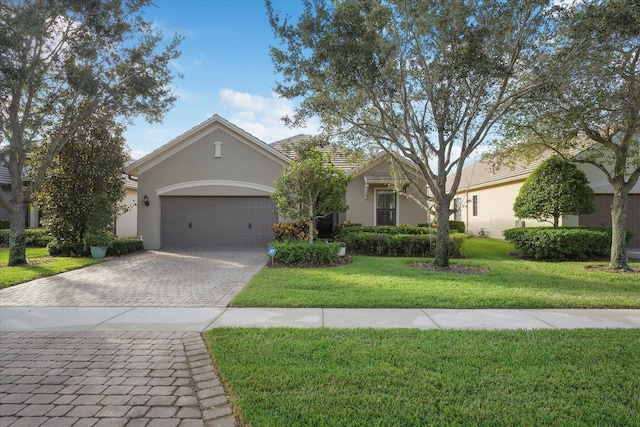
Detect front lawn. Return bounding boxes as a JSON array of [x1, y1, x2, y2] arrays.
[[205, 328, 640, 427], [0, 248, 101, 289], [231, 238, 640, 308]]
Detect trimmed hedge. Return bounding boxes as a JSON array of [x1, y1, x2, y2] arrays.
[[269, 240, 342, 266], [503, 227, 633, 261], [46, 237, 144, 257], [449, 220, 466, 233], [337, 225, 437, 238], [0, 219, 9, 229], [340, 231, 466, 258], [0, 228, 54, 247]]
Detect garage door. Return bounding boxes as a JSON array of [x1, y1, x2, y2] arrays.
[[161, 196, 278, 248], [579, 194, 640, 247]]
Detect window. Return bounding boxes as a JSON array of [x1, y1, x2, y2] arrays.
[[376, 190, 396, 226], [454, 198, 462, 221], [472, 195, 478, 217]]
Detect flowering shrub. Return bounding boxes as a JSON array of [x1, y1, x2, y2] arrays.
[[272, 221, 319, 242]]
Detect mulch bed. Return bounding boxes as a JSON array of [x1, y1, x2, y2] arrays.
[[585, 264, 639, 274]]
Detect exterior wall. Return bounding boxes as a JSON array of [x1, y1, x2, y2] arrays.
[[115, 188, 138, 238], [454, 180, 555, 239], [346, 160, 429, 226], [136, 126, 285, 249]]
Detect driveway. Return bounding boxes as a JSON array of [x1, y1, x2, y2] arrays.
[[0, 249, 267, 427]]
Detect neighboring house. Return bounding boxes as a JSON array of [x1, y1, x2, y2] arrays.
[[450, 154, 640, 247], [0, 165, 138, 238], [125, 115, 430, 249]]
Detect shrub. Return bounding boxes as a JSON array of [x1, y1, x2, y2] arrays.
[[46, 237, 144, 257], [269, 240, 341, 266], [0, 228, 53, 247], [340, 231, 466, 258], [337, 224, 437, 239], [0, 220, 9, 229], [449, 220, 466, 233], [272, 221, 318, 242], [503, 227, 630, 261]]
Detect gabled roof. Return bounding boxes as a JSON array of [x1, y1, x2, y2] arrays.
[[452, 157, 547, 193], [125, 114, 291, 176], [269, 134, 357, 172]]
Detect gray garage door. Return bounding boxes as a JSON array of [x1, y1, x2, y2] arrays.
[[161, 196, 278, 248]]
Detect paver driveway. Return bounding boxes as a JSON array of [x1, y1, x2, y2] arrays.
[[1, 249, 267, 427]]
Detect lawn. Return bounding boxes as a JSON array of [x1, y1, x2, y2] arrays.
[[205, 327, 640, 427], [231, 238, 640, 308], [0, 247, 101, 289]]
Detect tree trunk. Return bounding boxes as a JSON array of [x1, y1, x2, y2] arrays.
[[8, 200, 28, 266], [610, 188, 629, 270], [434, 202, 450, 267], [308, 204, 314, 245]]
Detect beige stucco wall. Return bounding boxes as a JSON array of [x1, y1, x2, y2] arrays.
[[346, 160, 430, 226], [135, 126, 286, 249], [454, 180, 559, 239], [115, 188, 137, 238]]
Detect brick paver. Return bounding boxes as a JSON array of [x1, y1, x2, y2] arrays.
[[0, 250, 266, 307], [0, 250, 259, 426], [0, 331, 236, 426]]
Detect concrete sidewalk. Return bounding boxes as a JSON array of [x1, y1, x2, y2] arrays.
[[2, 306, 639, 331]]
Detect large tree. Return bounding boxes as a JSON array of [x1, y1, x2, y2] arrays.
[[497, 0, 640, 270], [38, 112, 129, 246], [513, 157, 595, 228], [267, 0, 558, 267], [0, 0, 181, 265]]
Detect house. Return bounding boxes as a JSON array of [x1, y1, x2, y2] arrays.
[[125, 115, 430, 249], [450, 153, 640, 247]]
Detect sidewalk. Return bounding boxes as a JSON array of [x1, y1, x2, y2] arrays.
[[2, 306, 639, 331]]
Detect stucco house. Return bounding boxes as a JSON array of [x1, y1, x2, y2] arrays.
[[450, 153, 640, 247], [125, 114, 430, 249]]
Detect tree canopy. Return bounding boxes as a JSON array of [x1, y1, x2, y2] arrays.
[[496, 0, 640, 269], [272, 148, 350, 244], [0, 0, 181, 265], [268, 0, 556, 267], [513, 157, 595, 227]]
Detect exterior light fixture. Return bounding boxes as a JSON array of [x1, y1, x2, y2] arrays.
[[143, 194, 149, 206]]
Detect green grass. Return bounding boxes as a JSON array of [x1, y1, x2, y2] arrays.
[[0, 248, 101, 289], [205, 328, 640, 427], [232, 238, 640, 308]]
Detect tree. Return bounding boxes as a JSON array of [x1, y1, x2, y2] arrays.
[[0, 0, 181, 265], [497, 0, 640, 269], [267, 0, 556, 267], [272, 148, 350, 244], [38, 113, 129, 246], [513, 157, 595, 227]]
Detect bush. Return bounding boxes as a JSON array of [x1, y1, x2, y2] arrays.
[[337, 224, 437, 239], [0, 219, 9, 229], [340, 231, 466, 258], [0, 228, 53, 247], [46, 237, 144, 257], [269, 240, 342, 266], [272, 221, 318, 242], [449, 220, 466, 233], [503, 227, 631, 261]]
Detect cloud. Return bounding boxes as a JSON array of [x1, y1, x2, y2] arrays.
[[218, 89, 320, 142]]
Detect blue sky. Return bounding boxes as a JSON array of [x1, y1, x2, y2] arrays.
[[124, 0, 318, 159]]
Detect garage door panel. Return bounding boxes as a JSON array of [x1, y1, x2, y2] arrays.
[[161, 196, 277, 248]]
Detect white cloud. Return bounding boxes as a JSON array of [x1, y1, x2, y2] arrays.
[[218, 88, 320, 142]]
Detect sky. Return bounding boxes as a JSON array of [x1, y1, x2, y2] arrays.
[[123, 0, 318, 160]]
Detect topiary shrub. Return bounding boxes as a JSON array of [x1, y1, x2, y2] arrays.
[[107, 238, 144, 256], [503, 227, 631, 261], [340, 231, 466, 258], [269, 240, 342, 266]]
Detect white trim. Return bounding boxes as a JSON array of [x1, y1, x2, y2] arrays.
[[156, 180, 276, 195]]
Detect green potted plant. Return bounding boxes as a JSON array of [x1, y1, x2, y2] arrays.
[[83, 194, 116, 259]]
